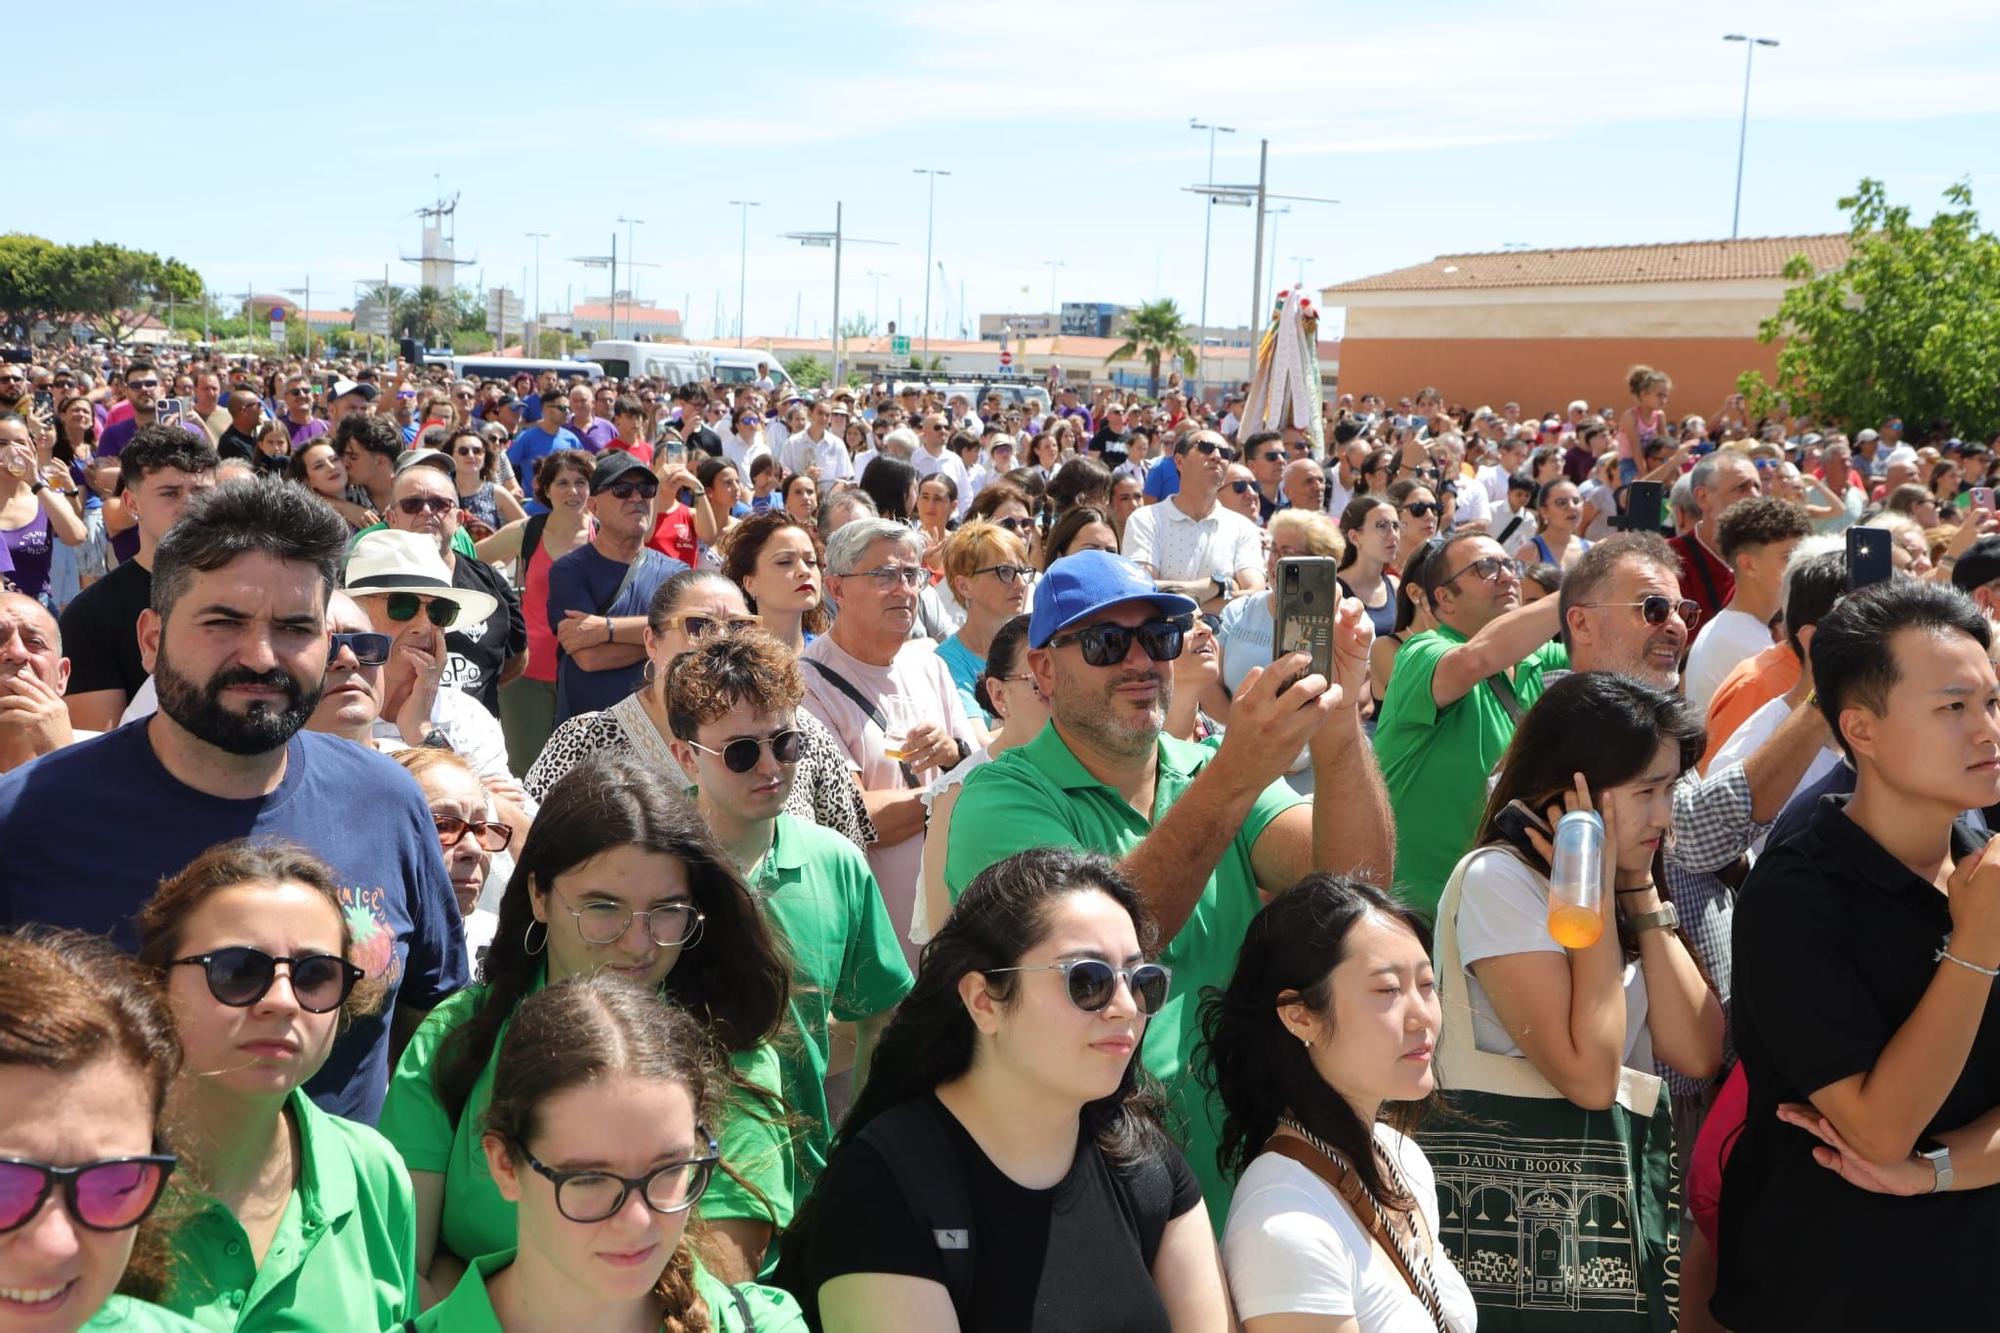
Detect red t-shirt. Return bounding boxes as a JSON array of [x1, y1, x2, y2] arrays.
[[606, 437, 655, 465], [647, 503, 697, 568]]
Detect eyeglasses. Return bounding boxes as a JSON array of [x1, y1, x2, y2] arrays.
[[169, 946, 363, 1013], [384, 592, 462, 629], [434, 815, 514, 851], [0, 1156, 178, 1235], [549, 886, 705, 948], [984, 958, 1173, 1015], [1401, 502, 1442, 520], [662, 612, 758, 641], [686, 728, 805, 773], [1190, 440, 1238, 461], [851, 564, 927, 589], [1436, 555, 1523, 588], [395, 495, 457, 517], [1228, 480, 1254, 494], [329, 631, 391, 665], [975, 563, 1034, 585], [1579, 596, 1703, 629], [452, 445, 485, 458], [604, 477, 658, 500], [993, 516, 1034, 536], [522, 1135, 719, 1223], [1047, 616, 1189, 667], [288, 387, 312, 397], [1197, 612, 1223, 636]]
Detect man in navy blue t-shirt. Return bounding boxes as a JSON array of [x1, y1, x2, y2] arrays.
[[0, 479, 467, 1125]]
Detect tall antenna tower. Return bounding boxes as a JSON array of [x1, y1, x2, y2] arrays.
[[401, 182, 476, 292]]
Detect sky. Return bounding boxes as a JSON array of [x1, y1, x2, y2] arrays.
[[8, 0, 1997, 345]]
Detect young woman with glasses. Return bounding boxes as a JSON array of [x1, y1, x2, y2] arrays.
[[780, 847, 1229, 1332], [525, 571, 873, 849], [0, 931, 194, 1331], [1200, 875, 1476, 1333], [1527, 477, 1591, 571], [132, 841, 417, 1331], [381, 754, 796, 1300], [413, 972, 804, 1331], [936, 521, 1032, 736]]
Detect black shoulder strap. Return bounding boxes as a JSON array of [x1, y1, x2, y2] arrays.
[[857, 1101, 975, 1313], [522, 509, 551, 567], [805, 659, 917, 786], [1497, 511, 1526, 547], [1686, 538, 1724, 610], [1486, 668, 1524, 723], [727, 1283, 757, 1331]]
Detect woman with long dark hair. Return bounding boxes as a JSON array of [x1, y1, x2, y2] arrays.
[[414, 973, 803, 1331], [857, 456, 918, 526], [721, 510, 832, 653], [1201, 875, 1475, 1331], [379, 754, 796, 1293], [780, 847, 1228, 1331], [1337, 495, 1402, 641]]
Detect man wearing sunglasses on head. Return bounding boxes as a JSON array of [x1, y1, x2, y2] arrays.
[[1120, 431, 1266, 614], [945, 549, 1393, 1218], [546, 452, 688, 725]]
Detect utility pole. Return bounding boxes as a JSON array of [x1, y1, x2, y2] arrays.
[[1724, 34, 1781, 239], [617, 217, 646, 337], [1042, 259, 1067, 326], [785, 204, 891, 386], [1189, 118, 1236, 394], [525, 232, 548, 353], [729, 201, 760, 346], [866, 270, 889, 334], [913, 168, 951, 363], [1250, 138, 1269, 337]]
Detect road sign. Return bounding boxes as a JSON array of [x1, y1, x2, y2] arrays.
[[999, 349, 1013, 367], [891, 334, 911, 357], [354, 298, 390, 337], [486, 287, 525, 341]]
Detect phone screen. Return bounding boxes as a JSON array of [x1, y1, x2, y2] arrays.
[[1847, 526, 1893, 591]]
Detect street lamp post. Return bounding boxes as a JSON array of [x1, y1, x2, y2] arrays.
[[729, 201, 760, 346], [525, 232, 548, 351], [1723, 34, 1780, 240], [1265, 205, 1291, 308], [616, 217, 645, 338], [913, 168, 951, 364], [1041, 259, 1067, 327], [783, 206, 892, 386], [866, 270, 889, 334], [1189, 118, 1237, 397]]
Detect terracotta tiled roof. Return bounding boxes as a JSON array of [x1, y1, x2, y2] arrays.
[[1326, 234, 1852, 293]]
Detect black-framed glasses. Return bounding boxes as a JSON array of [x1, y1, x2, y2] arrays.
[[1047, 616, 1190, 667], [1579, 596, 1703, 629], [686, 729, 805, 773], [329, 631, 391, 665], [1401, 501, 1442, 519], [975, 563, 1034, 585], [853, 564, 927, 589], [385, 592, 462, 629], [395, 495, 457, 517], [1228, 480, 1254, 494], [434, 815, 514, 851], [1256, 450, 1283, 463], [126, 379, 160, 390], [1191, 439, 1238, 461], [984, 958, 1173, 1015], [605, 477, 657, 500], [0, 1156, 178, 1235], [1437, 555, 1523, 589], [522, 1135, 719, 1222], [169, 947, 363, 1013], [549, 887, 705, 948]]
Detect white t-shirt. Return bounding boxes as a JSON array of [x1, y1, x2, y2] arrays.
[[1578, 478, 1618, 540], [1714, 695, 1843, 856], [1120, 495, 1263, 584], [1450, 475, 1491, 530], [1475, 462, 1511, 506], [1684, 605, 1774, 714], [1455, 846, 1654, 1069], [1488, 504, 1539, 554], [1223, 1124, 1477, 1331]]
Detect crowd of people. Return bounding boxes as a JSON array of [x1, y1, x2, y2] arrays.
[[3, 342, 2000, 1330]]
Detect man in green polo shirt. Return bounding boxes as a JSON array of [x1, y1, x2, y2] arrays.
[[668, 630, 914, 1186], [944, 550, 1395, 1220], [1374, 530, 1566, 921]]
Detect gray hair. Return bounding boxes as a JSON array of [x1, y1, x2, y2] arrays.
[[825, 517, 927, 576], [1669, 476, 1699, 522], [879, 427, 920, 461], [817, 487, 877, 540]]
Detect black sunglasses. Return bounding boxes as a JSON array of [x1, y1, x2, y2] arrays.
[[686, 728, 805, 773], [605, 477, 659, 500], [1401, 501, 1442, 519], [169, 946, 363, 1013], [1191, 439, 1238, 461], [329, 631, 391, 665], [0, 1156, 178, 1235], [395, 495, 457, 517], [1228, 480, 1254, 493], [1047, 616, 1189, 667], [385, 592, 461, 629], [993, 516, 1035, 535], [984, 958, 1173, 1015]]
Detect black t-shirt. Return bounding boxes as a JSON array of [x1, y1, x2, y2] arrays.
[[216, 425, 259, 462], [57, 559, 151, 700], [1718, 795, 2000, 1329], [793, 1094, 1199, 1332], [684, 423, 724, 459], [1088, 426, 1130, 469], [443, 555, 525, 715]]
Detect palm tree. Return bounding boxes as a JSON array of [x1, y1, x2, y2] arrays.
[[401, 285, 455, 343], [1104, 299, 1196, 400]]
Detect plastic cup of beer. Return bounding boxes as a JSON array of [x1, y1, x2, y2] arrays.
[[1546, 809, 1605, 949]]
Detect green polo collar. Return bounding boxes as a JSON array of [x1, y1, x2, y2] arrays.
[[291, 1088, 356, 1229], [427, 1248, 513, 1331], [767, 812, 812, 873], [1019, 719, 1203, 796]]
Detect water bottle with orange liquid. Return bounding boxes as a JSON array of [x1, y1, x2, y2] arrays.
[[1546, 809, 1605, 949]]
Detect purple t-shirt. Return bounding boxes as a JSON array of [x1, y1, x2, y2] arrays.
[[0, 506, 51, 600], [97, 414, 207, 459], [283, 415, 330, 446], [572, 417, 617, 452]]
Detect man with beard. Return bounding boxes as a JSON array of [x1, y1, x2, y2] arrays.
[[0, 364, 32, 419], [0, 478, 467, 1126], [944, 549, 1393, 1218]]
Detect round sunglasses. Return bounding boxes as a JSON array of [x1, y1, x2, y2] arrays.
[[1046, 617, 1189, 667], [385, 592, 461, 629], [169, 946, 363, 1013], [985, 958, 1173, 1015], [0, 1156, 177, 1235], [685, 728, 804, 773]]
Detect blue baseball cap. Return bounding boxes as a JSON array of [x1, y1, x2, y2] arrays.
[[1027, 550, 1199, 649]]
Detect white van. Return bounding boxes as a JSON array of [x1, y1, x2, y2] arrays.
[[447, 355, 602, 385], [582, 341, 711, 386], [696, 347, 795, 392]]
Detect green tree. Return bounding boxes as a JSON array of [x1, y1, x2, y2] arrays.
[[1104, 298, 1196, 400], [0, 234, 203, 344], [0, 233, 64, 335], [1740, 179, 2000, 438], [400, 286, 457, 344], [784, 354, 829, 389]]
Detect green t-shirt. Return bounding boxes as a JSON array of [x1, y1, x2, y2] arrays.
[[943, 722, 1305, 1221], [84, 1295, 204, 1330], [748, 813, 915, 1184], [1373, 624, 1567, 921], [162, 1089, 417, 1331], [352, 520, 478, 560], [411, 1248, 805, 1332], [377, 965, 795, 1269]]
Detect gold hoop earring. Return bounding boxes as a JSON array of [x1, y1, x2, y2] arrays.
[[524, 920, 547, 956]]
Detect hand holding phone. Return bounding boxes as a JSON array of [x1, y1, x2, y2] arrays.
[[1846, 526, 1893, 591], [1972, 487, 1994, 514]]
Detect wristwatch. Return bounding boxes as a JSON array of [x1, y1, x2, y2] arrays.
[[1626, 901, 1680, 936], [1917, 1136, 1953, 1193], [1210, 575, 1230, 602]]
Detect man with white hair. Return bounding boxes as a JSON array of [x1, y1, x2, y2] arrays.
[[802, 518, 978, 967]]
